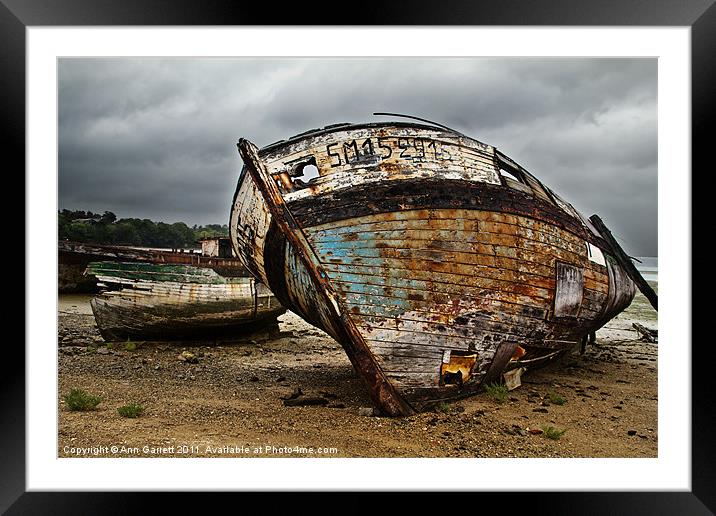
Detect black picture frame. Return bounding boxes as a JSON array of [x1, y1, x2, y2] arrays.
[[6, 1, 708, 513]]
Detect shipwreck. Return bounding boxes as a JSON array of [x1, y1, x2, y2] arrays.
[[229, 116, 657, 416], [86, 261, 285, 341], [59, 237, 247, 293]]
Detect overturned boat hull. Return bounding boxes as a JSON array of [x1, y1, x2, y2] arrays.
[[230, 121, 640, 415], [86, 262, 286, 341]]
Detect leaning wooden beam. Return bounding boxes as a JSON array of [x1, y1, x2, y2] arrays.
[[589, 214, 658, 311], [237, 138, 416, 417]]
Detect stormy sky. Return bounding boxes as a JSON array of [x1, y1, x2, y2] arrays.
[[59, 57, 657, 256]]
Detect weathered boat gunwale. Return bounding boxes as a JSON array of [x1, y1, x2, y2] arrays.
[[229, 120, 476, 224], [257, 121, 462, 156], [86, 262, 254, 285]]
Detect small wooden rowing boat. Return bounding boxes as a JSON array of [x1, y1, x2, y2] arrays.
[[229, 118, 656, 415], [86, 261, 286, 341]]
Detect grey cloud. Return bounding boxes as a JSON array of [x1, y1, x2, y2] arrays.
[[59, 57, 657, 255]]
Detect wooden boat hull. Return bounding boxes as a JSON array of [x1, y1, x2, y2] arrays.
[[229, 122, 639, 414], [59, 241, 248, 293], [86, 262, 286, 341]]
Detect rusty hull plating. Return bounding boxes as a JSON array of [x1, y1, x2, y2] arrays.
[[229, 121, 639, 415]]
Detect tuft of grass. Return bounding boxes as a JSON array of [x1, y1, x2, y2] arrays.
[[64, 389, 102, 411], [105, 343, 113, 350], [548, 392, 567, 405], [435, 402, 451, 414], [541, 425, 567, 440], [117, 403, 144, 418], [125, 340, 137, 351], [86, 346, 97, 354], [484, 382, 509, 403]]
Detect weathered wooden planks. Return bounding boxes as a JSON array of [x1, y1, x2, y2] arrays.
[[87, 262, 285, 341], [229, 121, 638, 413], [303, 205, 616, 402], [309, 210, 609, 308], [229, 172, 274, 284], [59, 241, 250, 293], [287, 178, 597, 242], [256, 124, 500, 204], [554, 262, 585, 317], [238, 138, 415, 416], [595, 254, 638, 326]]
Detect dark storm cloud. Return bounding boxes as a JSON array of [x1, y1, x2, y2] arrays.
[[59, 57, 657, 255]]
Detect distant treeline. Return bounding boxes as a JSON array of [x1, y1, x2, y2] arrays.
[[58, 210, 228, 248]]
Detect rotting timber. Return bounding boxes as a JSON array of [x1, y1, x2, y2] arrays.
[[229, 120, 652, 416], [59, 240, 248, 293], [86, 262, 286, 341]]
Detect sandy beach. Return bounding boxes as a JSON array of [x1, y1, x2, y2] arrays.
[[57, 283, 657, 458]]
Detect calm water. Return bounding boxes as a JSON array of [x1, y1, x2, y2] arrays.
[[635, 256, 657, 282]]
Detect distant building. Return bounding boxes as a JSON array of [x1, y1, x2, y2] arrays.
[[198, 236, 235, 258]]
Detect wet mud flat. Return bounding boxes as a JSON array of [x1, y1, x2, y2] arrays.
[[58, 286, 657, 458]]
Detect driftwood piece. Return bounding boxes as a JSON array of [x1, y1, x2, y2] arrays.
[[589, 214, 658, 311], [633, 323, 658, 343]]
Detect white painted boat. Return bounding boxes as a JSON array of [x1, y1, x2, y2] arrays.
[[86, 262, 285, 341]]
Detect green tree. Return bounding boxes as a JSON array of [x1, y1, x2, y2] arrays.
[[58, 209, 227, 249], [111, 222, 141, 245], [100, 211, 117, 224]]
